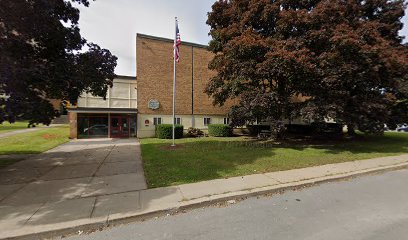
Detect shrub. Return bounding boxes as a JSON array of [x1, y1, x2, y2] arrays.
[[208, 124, 233, 137], [187, 127, 204, 137], [285, 124, 314, 135], [246, 125, 271, 136], [311, 122, 343, 135], [155, 124, 184, 139]]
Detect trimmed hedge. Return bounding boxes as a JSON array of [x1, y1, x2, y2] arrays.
[[285, 123, 343, 135], [311, 122, 343, 134], [155, 124, 184, 139], [248, 123, 343, 136], [208, 124, 233, 137], [247, 125, 271, 136], [286, 124, 314, 134]]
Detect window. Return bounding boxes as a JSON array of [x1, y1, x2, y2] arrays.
[[223, 118, 230, 125], [174, 117, 181, 125], [129, 115, 137, 137], [153, 117, 162, 125], [204, 117, 211, 126], [77, 113, 108, 139]]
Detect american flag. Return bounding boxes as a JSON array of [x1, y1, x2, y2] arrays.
[[174, 20, 181, 62]]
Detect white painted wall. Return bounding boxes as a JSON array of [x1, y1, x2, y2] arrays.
[[137, 114, 229, 138], [77, 77, 137, 109]]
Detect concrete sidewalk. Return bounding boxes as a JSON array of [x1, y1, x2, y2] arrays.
[[0, 138, 147, 240], [1, 154, 408, 239]]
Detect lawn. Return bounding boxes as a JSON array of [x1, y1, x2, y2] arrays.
[[0, 125, 70, 168], [0, 121, 34, 134], [140, 132, 408, 188]]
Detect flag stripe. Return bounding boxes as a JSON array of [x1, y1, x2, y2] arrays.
[[174, 22, 181, 62]]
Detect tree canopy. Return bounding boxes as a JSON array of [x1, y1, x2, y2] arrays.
[[206, 0, 408, 135], [0, 0, 117, 125]]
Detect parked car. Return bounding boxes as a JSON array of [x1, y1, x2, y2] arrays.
[[396, 124, 408, 132], [83, 124, 108, 135]]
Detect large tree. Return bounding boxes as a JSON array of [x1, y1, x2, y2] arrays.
[[0, 0, 117, 126], [302, 0, 408, 134], [206, 0, 408, 136]]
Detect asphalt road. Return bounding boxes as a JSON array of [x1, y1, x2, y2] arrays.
[[63, 169, 408, 240]]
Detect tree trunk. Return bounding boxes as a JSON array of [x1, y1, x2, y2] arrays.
[[347, 124, 356, 136]]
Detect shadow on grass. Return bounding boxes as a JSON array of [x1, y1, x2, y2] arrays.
[[141, 132, 408, 188], [0, 122, 30, 133], [0, 126, 70, 157]]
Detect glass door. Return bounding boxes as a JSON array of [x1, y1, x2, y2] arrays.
[[121, 117, 129, 137], [110, 116, 129, 138]]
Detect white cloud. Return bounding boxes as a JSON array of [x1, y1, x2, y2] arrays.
[[77, 0, 215, 76], [77, 0, 408, 76]]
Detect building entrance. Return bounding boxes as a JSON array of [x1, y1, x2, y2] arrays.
[[110, 116, 130, 138], [77, 113, 137, 138]]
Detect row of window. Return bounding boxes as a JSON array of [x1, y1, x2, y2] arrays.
[[152, 117, 230, 126]]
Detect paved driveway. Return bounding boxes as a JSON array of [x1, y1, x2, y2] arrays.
[[0, 138, 146, 234]]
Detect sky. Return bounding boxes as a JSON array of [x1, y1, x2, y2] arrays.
[[77, 0, 408, 77]]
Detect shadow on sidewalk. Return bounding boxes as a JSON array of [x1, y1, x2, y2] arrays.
[[0, 138, 172, 230]]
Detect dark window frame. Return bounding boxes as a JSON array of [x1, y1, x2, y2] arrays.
[[204, 117, 211, 126], [223, 117, 230, 125], [153, 117, 162, 125], [174, 117, 181, 125]]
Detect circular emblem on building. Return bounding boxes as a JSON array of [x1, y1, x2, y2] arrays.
[[148, 99, 160, 110]]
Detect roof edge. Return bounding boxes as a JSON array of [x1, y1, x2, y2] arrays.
[[67, 107, 137, 113], [116, 75, 136, 80], [136, 33, 209, 49]]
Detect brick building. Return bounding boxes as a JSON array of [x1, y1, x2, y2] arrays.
[[136, 34, 233, 138], [67, 34, 232, 138]]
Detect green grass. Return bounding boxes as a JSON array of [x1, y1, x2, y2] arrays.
[[0, 125, 69, 156], [0, 121, 33, 134], [141, 132, 408, 188]]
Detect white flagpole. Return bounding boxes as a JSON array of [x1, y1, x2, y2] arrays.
[[172, 17, 177, 147]]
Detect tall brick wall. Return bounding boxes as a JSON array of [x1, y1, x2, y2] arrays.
[[192, 45, 234, 115], [136, 34, 233, 116]]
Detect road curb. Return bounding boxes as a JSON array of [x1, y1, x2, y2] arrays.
[[4, 161, 408, 240]]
